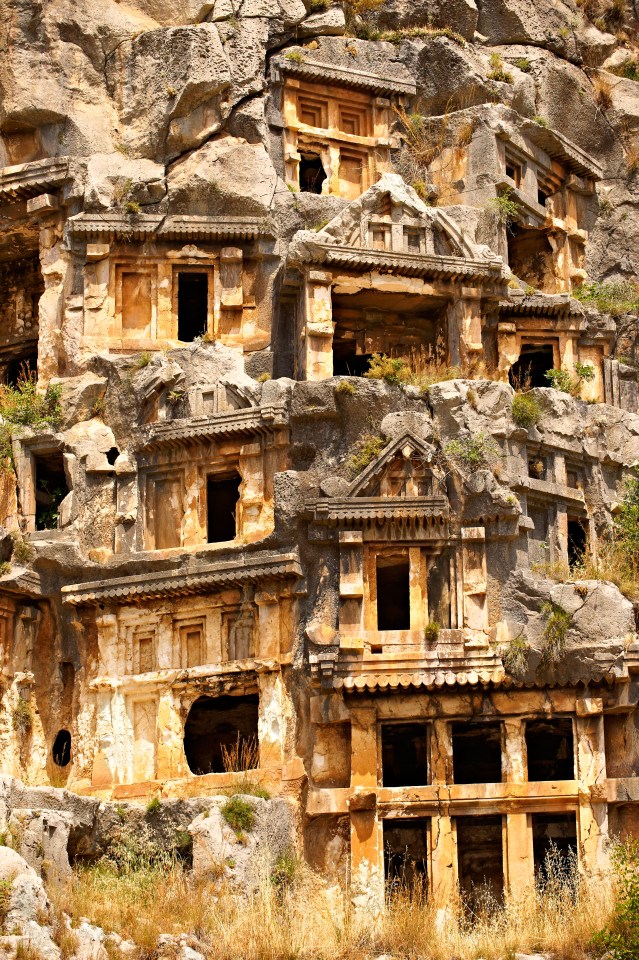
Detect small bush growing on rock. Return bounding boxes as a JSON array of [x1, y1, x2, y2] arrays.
[[502, 634, 530, 679], [593, 74, 613, 109], [533, 115, 549, 127], [347, 434, 387, 477], [424, 622, 440, 643], [334, 380, 357, 396], [284, 50, 304, 63], [540, 601, 572, 665], [611, 57, 639, 82], [134, 352, 152, 370], [514, 57, 532, 72], [572, 280, 639, 316], [444, 432, 501, 472], [487, 188, 520, 224], [221, 797, 255, 836], [0, 878, 12, 927], [545, 363, 595, 397], [591, 838, 639, 960], [0, 373, 62, 433], [11, 538, 34, 565], [364, 353, 410, 385], [511, 392, 543, 428], [487, 53, 513, 83], [146, 796, 161, 815], [11, 696, 33, 736]]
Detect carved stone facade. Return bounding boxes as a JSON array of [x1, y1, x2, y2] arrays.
[[0, 43, 637, 912]]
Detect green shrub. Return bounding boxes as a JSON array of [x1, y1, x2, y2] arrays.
[[591, 838, 639, 960], [270, 850, 298, 891], [616, 473, 639, 557], [134, 352, 152, 370], [284, 51, 304, 63], [146, 796, 161, 815], [424, 621, 440, 643], [11, 697, 33, 736], [572, 280, 639, 316], [540, 602, 571, 665], [0, 375, 61, 431], [444, 432, 501, 471], [610, 58, 639, 82], [347, 434, 387, 477], [487, 53, 514, 83], [0, 877, 12, 927], [514, 57, 532, 72], [334, 380, 357, 396], [364, 353, 411, 385], [378, 25, 466, 46], [511, 392, 543, 428], [11, 538, 34, 565], [502, 634, 529, 679], [487, 188, 520, 224], [545, 363, 595, 397], [221, 797, 255, 835], [533, 115, 549, 127]]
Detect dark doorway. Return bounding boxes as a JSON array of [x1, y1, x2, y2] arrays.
[[207, 473, 241, 543], [183, 693, 259, 775], [526, 719, 574, 781], [34, 450, 68, 531], [567, 518, 587, 567], [507, 224, 555, 292], [4, 352, 37, 386], [509, 344, 555, 389], [376, 555, 410, 630], [52, 729, 71, 767], [532, 813, 578, 883], [383, 818, 429, 885], [299, 152, 326, 194], [452, 722, 502, 784], [332, 349, 373, 377], [456, 815, 504, 905], [382, 723, 428, 787], [177, 272, 208, 342]]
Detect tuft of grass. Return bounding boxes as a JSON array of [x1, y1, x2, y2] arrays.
[[221, 797, 255, 836], [284, 50, 304, 63], [134, 352, 152, 370], [610, 57, 639, 81], [12, 696, 33, 736], [533, 115, 549, 127], [511, 391, 543, 428], [256, 373, 271, 383], [444, 432, 501, 472], [514, 57, 532, 72], [11, 538, 34, 566], [221, 733, 269, 797], [540, 601, 572, 665], [334, 380, 357, 396], [593, 74, 613, 109], [347, 434, 387, 477], [146, 796, 161, 815], [502, 634, 530, 679], [364, 353, 411, 386], [0, 877, 12, 927], [424, 622, 440, 643], [378, 25, 466, 46], [487, 53, 514, 83]]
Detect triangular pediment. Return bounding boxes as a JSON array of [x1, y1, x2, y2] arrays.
[[347, 432, 446, 499], [316, 173, 480, 260]]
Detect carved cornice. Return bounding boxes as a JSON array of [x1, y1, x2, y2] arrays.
[[272, 56, 416, 96], [497, 294, 583, 319], [68, 213, 272, 242], [292, 241, 503, 283], [62, 551, 303, 605], [0, 158, 70, 202], [137, 403, 288, 452], [311, 496, 449, 531]]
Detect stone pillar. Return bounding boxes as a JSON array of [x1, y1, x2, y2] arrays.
[[302, 270, 333, 381], [502, 718, 526, 783], [156, 688, 185, 781], [338, 531, 364, 645], [255, 591, 280, 658], [95, 612, 119, 675], [496, 322, 518, 380], [349, 706, 383, 917], [430, 719, 456, 904], [449, 288, 483, 370], [576, 698, 609, 877], [505, 811, 533, 898], [239, 441, 268, 540], [91, 687, 117, 787], [409, 546, 427, 631], [258, 671, 286, 777]]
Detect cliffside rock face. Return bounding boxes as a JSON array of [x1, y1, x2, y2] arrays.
[[0, 0, 638, 934]]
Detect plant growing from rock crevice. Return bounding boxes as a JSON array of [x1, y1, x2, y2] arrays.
[[511, 392, 543, 428], [545, 362, 595, 397], [503, 634, 530, 679], [444, 432, 501, 472], [221, 797, 255, 838], [11, 696, 33, 737], [540, 601, 572, 665], [347, 433, 387, 477]]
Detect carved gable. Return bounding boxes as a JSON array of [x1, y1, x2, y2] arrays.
[[348, 433, 445, 499]]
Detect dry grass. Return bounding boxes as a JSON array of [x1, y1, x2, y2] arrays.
[[593, 74, 613, 109], [575, 541, 639, 601], [363, 351, 491, 393], [51, 851, 614, 960]]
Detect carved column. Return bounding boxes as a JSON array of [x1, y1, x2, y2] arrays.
[[302, 270, 333, 381], [576, 698, 609, 877], [349, 706, 383, 916]]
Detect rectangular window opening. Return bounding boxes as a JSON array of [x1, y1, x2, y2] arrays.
[[177, 272, 208, 342], [207, 473, 241, 543], [34, 450, 69, 531], [525, 718, 574, 781], [452, 721, 502, 784], [376, 555, 410, 631], [567, 518, 587, 568], [532, 813, 577, 882], [381, 722, 428, 787], [456, 815, 504, 905], [383, 818, 429, 886]]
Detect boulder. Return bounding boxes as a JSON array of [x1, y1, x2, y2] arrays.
[[188, 796, 296, 890], [167, 136, 279, 215], [8, 809, 74, 881]]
